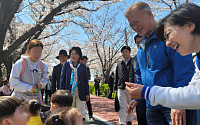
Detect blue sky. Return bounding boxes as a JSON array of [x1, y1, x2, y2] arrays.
[[64, 0, 176, 44], [17, 0, 199, 46]]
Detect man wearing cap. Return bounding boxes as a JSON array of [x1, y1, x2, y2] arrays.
[[114, 46, 136, 125], [51, 50, 69, 94]]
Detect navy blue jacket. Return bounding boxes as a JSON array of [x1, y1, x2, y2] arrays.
[[60, 61, 89, 101]]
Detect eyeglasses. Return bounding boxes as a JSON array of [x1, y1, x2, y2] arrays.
[[163, 32, 168, 42], [163, 28, 173, 42]]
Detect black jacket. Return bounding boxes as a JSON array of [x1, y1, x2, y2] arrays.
[[108, 75, 114, 88], [51, 63, 62, 94], [94, 78, 100, 87], [129, 56, 137, 83], [114, 57, 136, 90]]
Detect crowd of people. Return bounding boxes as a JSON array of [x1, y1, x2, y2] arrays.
[[1, 1, 200, 125]]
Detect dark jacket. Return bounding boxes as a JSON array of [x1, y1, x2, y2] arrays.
[[108, 75, 114, 88], [94, 79, 100, 87], [60, 62, 89, 101], [51, 63, 62, 94], [86, 67, 91, 80], [114, 57, 136, 90], [129, 56, 137, 83]]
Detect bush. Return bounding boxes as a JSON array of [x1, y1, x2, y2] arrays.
[[89, 83, 116, 98], [100, 84, 110, 97], [89, 83, 95, 95]]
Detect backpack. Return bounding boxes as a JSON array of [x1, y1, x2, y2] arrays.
[[19, 59, 44, 105], [20, 59, 44, 77]]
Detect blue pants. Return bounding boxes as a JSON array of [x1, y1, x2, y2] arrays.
[[197, 110, 200, 125], [186, 109, 197, 125], [146, 107, 172, 125]]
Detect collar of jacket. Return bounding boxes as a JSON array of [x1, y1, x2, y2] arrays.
[[59, 63, 63, 67], [69, 59, 80, 68], [144, 31, 158, 43], [140, 31, 158, 50], [121, 57, 132, 65]]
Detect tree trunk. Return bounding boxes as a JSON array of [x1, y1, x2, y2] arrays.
[[4, 57, 13, 79], [0, 65, 2, 79]]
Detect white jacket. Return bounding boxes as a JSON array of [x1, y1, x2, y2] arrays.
[[9, 55, 48, 102], [146, 63, 200, 109]]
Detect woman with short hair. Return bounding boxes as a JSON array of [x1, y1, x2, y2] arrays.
[[60, 47, 89, 120]]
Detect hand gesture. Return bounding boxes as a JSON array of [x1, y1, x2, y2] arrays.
[[36, 82, 42, 89], [86, 95, 90, 102], [32, 86, 37, 93], [127, 100, 138, 114], [171, 109, 186, 125], [125, 82, 143, 99]]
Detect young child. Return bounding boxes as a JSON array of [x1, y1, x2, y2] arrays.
[[9, 39, 48, 103], [0, 96, 29, 125], [27, 99, 43, 125], [45, 107, 84, 125], [40, 90, 73, 123], [50, 90, 73, 112]]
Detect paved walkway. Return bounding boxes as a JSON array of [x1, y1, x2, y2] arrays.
[[87, 95, 138, 125]]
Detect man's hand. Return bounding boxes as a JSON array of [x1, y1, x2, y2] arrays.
[[171, 109, 186, 125], [37, 82, 42, 89], [86, 95, 90, 102], [125, 82, 144, 99], [127, 100, 138, 114]]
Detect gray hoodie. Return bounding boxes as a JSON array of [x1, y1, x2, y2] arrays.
[[9, 55, 48, 102]]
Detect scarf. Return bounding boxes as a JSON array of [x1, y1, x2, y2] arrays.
[[69, 59, 80, 96]]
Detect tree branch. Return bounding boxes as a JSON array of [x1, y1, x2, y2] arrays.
[[2, 0, 77, 61], [0, 0, 23, 54]]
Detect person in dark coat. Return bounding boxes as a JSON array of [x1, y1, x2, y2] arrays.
[[114, 46, 135, 125], [107, 72, 114, 99], [51, 50, 68, 95], [94, 75, 100, 96], [45, 75, 52, 105], [80, 56, 93, 119]]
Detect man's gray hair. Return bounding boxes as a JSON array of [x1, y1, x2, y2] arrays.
[[125, 2, 151, 18]]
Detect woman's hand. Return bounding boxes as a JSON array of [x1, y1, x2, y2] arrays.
[[125, 82, 143, 99], [32, 86, 37, 93], [86, 95, 90, 102], [36, 82, 42, 89]]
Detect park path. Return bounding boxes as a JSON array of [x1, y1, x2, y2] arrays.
[[89, 95, 138, 125]]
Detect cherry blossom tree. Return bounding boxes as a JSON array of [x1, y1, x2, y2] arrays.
[[71, 2, 137, 83], [0, 0, 115, 79]]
